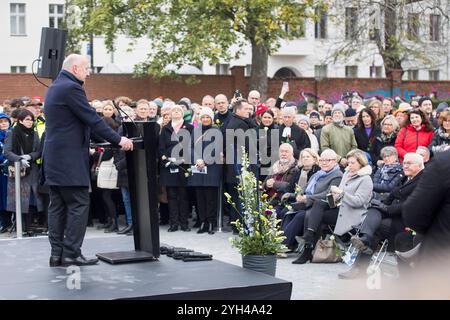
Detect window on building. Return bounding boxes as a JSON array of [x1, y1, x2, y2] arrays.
[[314, 65, 327, 79], [430, 14, 441, 41], [284, 19, 305, 38], [10, 3, 26, 35], [94, 66, 103, 74], [273, 67, 297, 79], [407, 13, 420, 40], [215, 64, 230, 75], [345, 66, 358, 78], [429, 70, 439, 81], [11, 66, 27, 73], [408, 69, 419, 80], [315, 9, 327, 39], [345, 7, 358, 40], [370, 66, 383, 78], [49, 4, 65, 28]]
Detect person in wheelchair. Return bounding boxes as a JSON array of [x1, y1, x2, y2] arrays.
[[371, 146, 403, 200], [293, 149, 373, 264], [338, 152, 425, 279], [280, 149, 342, 251]]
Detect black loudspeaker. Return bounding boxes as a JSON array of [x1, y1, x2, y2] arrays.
[[37, 27, 67, 80]]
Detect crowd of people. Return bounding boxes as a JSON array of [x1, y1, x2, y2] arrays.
[[1, 83, 450, 278]]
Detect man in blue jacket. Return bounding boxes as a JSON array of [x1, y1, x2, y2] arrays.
[[44, 54, 134, 267]]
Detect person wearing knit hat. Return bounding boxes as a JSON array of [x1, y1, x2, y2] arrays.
[[436, 102, 449, 118], [324, 110, 333, 125], [153, 98, 163, 109], [199, 107, 214, 121], [345, 108, 358, 128], [332, 103, 345, 116], [296, 114, 310, 127], [320, 103, 358, 165]]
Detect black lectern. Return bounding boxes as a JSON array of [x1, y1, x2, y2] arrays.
[[96, 121, 160, 264]]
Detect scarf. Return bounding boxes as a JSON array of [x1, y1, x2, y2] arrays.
[[380, 162, 401, 182], [270, 158, 296, 175], [333, 119, 345, 128], [297, 167, 312, 191], [304, 165, 339, 195], [12, 122, 35, 155], [437, 127, 450, 140], [380, 130, 397, 143], [171, 119, 184, 134]]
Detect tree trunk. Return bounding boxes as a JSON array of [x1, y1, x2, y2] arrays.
[[383, 0, 403, 78], [249, 42, 269, 100]]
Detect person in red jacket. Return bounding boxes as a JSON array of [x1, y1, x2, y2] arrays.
[[395, 110, 434, 163]]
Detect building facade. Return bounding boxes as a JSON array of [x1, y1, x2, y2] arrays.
[[1, 0, 449, 81]]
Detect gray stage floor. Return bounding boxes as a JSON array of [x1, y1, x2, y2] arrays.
[[0, 236, 291, 300]]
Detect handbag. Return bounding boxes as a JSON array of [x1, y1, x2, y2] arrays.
[[96, 158, 118, 189], [312, 238, 342, 263]]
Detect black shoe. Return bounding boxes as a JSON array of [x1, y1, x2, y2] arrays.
[[168, 225, 179, 232], [97, 221, 112, 230], [207, 222, 215, 235], [181, 226, 191, 232], [104, 224, 119, 233], [292, 246, 313, 264], [0, 226, 10, 234], [62, 255, 98, 266], [117, 224, 133, 235], [49, 256, 62, 267], [197, 222, 207, 234]]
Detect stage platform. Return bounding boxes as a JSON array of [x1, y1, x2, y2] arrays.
[[0, 236, 292, 300]]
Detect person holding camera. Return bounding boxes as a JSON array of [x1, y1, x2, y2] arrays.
[[339, 152, 424, 279], [4, 109, 43, 234]]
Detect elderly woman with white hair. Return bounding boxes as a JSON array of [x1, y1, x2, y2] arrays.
[[281, 149, 343, 251], [159, 104, 194, 232], [188, 107, 223, 234], [293, 149, 373, 264], [339, 152, 425, 279], [279, 107, 311, 159]]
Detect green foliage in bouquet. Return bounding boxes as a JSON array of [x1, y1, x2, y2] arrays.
[[225, 149, 287, 256]]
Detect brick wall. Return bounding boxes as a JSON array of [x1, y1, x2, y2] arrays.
[[1, 68, 450, 104]]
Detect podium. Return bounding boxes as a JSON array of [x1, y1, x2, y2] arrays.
[[96, 121, 160, 264]]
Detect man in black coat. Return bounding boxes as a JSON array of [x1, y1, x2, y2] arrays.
[[279, 106, 310, 159], [44, 54, 134, 267], [223, 100, 256, 232], [403, 149, 450, 265]]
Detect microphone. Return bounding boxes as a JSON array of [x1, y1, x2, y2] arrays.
[[111, 100, 143, 141]]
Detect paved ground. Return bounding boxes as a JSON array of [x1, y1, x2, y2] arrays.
[[1, 219, 406, 299]]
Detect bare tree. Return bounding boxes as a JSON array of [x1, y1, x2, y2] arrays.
[[323, 0, 449, 78]]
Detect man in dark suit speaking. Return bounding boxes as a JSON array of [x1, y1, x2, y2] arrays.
[[44, 54, 134, 267]]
